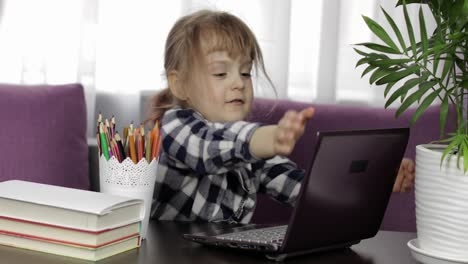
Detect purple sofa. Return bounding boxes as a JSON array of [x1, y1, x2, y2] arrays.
[[1, 83, 450, 232], [247, 98, 455, 232], [0, 83, 89, 190]]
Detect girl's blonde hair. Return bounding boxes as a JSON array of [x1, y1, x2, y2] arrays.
[[147, 9, 274, 123]]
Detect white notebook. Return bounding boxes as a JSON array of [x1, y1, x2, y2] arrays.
[[0, 180, 143, 231]]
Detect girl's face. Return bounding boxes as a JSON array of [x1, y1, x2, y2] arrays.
[[185, 51, 253, 122]]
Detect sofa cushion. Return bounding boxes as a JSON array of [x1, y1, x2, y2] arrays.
[[0, 83, 89, 190], [248, 98, 456, 232]]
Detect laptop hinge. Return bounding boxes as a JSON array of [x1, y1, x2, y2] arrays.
[[266, 240, 361, 262]]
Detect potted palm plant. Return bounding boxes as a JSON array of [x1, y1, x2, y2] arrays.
[[354, 0, 468, 261]]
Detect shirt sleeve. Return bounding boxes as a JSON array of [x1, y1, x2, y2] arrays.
[[161, 108, 261, 175], [253, 156, 304, 206]]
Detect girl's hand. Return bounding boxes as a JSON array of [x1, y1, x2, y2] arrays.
[[273, 107, 315, 156], [393, 158, 415, 192]]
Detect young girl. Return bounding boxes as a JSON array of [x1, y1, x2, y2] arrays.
[[148, 10, 415, 223]]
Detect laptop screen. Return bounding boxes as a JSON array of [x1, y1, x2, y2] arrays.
[[281, 128, 409, 253]]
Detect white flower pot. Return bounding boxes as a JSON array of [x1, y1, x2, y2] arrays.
[[99, 156, 158, 240], [415, 144, 468, 259]]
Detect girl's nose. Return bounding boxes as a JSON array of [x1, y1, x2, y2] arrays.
[[232, 74, 245, 90]]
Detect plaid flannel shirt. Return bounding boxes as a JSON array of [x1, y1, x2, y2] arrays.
[[150, 107, 304, 223]]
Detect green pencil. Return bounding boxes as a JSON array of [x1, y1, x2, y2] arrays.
[[99, 123, 110, 160]]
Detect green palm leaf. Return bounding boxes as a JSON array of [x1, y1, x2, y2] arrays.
[[396, 0, 430, 6], [428, 43, 448, 72], [370, 58, 412, 67], [403, 2, 418, 58], [384, 82, 397, 97], [356, 43, 401, 54], [441, 58, 454, 82], [461, 80, 468, 89], [419, 43, 446, 60], [419, 7, 429, 67], [411, 88, 442, 125], [362, 15, 400, 52], [463, 139, 468, 173], [395, 80, 437, 117], [432, 134, 457, 144], [385, 78, 420, 108], [353, 48, 369, 56], [441, 136, 462, 168], [440, 91, 449, 137], [369, 68, 394, 84], [356, 57, 371, 67], [361, 65, 378, 78], [381, 7, 407, 52], [376, 65, 419, 85]]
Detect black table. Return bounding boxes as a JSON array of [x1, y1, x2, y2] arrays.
[[0, 221, 418, 264]]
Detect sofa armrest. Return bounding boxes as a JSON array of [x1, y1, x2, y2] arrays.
[[88, 138, 100, 192]]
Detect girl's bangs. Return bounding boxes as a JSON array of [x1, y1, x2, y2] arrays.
[[199, 27, 256, 60]]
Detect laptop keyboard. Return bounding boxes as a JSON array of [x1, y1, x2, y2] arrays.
[[214, 225, 287, 245]]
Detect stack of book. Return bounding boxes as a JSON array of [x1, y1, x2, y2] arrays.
[[0, 180, 144, 261]]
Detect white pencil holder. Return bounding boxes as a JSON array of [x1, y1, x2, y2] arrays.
[[99, 156, 158, 240]]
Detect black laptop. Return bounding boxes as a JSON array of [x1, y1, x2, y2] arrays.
[[183, 128, 410, 261]]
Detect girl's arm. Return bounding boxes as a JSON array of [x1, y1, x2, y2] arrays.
[[249, 107, 314, 204], [253, 156, 304, 205], [161, 108, 261, 175], [249, 107, 314, 159]]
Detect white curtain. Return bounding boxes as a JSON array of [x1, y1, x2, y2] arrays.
[[0, 0, 435, 136], [0, 0, 97, 137]]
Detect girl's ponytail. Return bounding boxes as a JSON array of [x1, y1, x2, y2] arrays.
[[145, 88, 174, 125]]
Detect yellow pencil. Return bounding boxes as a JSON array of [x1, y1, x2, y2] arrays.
[[145, 134, 152, 163], [140, 124, 145, 151], [128, 129, 137, 164], [123, 127, 129, 149]]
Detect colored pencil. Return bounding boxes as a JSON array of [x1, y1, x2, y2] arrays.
[[154, 134, 162, 160], [128, 129, 137, 164], [108, 145, 113, 159], [145, 134, 152, 163], [137, 132, 143, 162], [150, 121, 160, 160], [99, 123, 110, 160], [105, 119, 111, 137], [123, 127, 129, 149], [111, 115, 116, 138], [140, 124, 145, 151], [115, 133, 126, 161], [97, 112, 102, 134], [97, 115, 161, 163], [96, 132, 101, 155], [111, 139, 121, 162]]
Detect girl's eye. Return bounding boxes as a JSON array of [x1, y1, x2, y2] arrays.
[[242, 73, 251, 78], [213, 73, 227, 77]]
